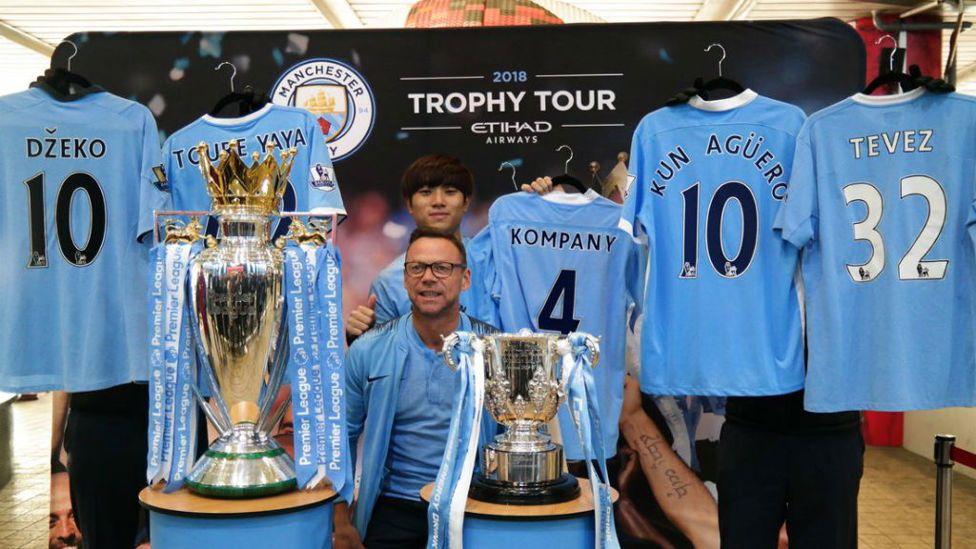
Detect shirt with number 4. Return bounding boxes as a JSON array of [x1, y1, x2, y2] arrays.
[[775, 88, 976, 412]]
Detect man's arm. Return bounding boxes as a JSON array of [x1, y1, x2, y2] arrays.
[[618, 376, 720, 549], [345, 344, 368, 465], [51, 391, 69, 464]]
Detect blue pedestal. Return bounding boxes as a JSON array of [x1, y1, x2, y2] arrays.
[[422, 478, 612, 549], [140, 487, 336, 549], [462, 513, 594, 547]]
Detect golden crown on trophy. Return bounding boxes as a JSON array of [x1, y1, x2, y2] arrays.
[[196, 141, 296, 213]]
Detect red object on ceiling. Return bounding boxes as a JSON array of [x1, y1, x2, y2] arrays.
[[406, 0, 564, 27], [854, 12, 943, 95]]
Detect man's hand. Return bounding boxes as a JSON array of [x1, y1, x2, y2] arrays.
[[333, 502, 365, 549], [521, 176, 555, 195], [333, 521, 365, 549], [346, 294, 377, 340]]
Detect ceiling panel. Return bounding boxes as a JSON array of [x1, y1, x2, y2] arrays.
[[2, 0, 976, 97]]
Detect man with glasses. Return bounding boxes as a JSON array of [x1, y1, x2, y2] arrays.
[[334, 228, 497, 549]]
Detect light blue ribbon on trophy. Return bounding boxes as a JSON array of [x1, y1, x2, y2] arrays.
[[300, 243, 329, 491], [427, 333, 485, 549], [283, 243, 326, 489], [147, 242, 170, 486], [146, 240, 198, 492], [165, 291, 199, 494], [315, 243, 351, 501], [558, 334, 620, 549]]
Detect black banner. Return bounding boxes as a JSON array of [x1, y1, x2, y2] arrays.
[[63, 19, 864, 207]]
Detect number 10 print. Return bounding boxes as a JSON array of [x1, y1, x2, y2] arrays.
[[679, 181, 759, 279]]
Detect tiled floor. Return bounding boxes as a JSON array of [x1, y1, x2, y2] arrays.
[[859, 445, 976, 549], [2, 394, 975, 548], [0, 394, 53, 549]]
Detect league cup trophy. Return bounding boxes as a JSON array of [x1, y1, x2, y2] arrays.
[[183, 142, 297, 498], [443, 332, 599, 504]]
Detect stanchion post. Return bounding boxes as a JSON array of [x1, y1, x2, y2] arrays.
[[935, 434, 956, 549]]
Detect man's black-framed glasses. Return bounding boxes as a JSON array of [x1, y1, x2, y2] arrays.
[[404, 261, 467, 279]]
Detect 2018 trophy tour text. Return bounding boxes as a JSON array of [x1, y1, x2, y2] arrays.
[[407, 89, 617, 114]]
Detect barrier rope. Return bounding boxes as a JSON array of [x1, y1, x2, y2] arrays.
[[951, 445, 976, 470]]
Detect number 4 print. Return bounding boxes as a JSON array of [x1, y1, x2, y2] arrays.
[[25, 172, 106, 268], [538, 269, 581, 334], [843, 175, 948, 282]]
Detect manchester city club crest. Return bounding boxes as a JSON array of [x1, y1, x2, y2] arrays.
[[271, 58, 376, 161]]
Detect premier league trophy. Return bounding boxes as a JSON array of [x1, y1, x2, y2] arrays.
[[443, 332, 599, 504], [183, 142, 297, 498]]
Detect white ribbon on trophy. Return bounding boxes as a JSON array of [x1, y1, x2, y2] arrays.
[[557, 333, 620, 549], [428, 333, 485, 549]]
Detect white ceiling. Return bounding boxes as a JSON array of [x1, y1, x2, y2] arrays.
[[2, 0, 974, 95]]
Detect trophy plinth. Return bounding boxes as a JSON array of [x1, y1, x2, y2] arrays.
[[185, 425, 296, 498], [469, 438, 579, 504], [444, 332, 599, 505]]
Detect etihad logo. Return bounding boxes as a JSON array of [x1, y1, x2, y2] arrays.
[[272, 58, 375, 161], [472, 121, 552, 145]]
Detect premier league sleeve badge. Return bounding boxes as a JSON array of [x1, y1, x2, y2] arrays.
[[309, 163, 336, 191]]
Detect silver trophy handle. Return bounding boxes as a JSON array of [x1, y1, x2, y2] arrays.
[[442, 332, 462, 372]]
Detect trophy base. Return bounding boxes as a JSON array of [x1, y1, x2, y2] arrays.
[[471, 442, 579, 504], [469, 473, 580, 505], [185, 424, 297, 499]]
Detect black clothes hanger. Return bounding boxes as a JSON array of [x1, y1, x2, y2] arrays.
[[700, 75, 745, 97], [862, 69, 919, 95], [552, 145, 589, 194], [862, 36, 954, 96], [908, 65, 955, 93], [209, 84, 270, 117], [863, 36, 915, 95], [551, 173, 587, 194], [666, 43, 745, 106], [32, 41, 98, 100], [209, 61, 270, 117], [862, 64, 954, 95], [38, 68, 92, 96]]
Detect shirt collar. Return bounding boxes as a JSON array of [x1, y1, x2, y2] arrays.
[[688, 88, 758, 112], [851, 86, 925, 106], [406, 312, 470, 354]]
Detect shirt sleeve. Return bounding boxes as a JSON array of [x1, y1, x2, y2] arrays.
[[619, 121, 646, 240], [464, 227, 501, 326], [137, 108, 171, 241], [370, 272, 398, 325], [774, 122, 818, 249], [344, 342, 367, 466], [304, 114, 346, 217], [625, 237, 647, 317]]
